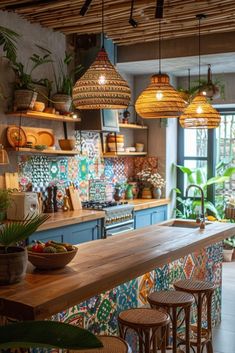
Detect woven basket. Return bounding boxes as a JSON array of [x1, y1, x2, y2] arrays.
[[73, 48, 131, 109], [225, 207, 235, 220]]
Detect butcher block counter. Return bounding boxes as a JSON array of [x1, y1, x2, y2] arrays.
[[0, 220, 234, 321]]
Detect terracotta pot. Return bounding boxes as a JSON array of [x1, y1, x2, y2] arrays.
[[14, 89, 38, 111], [0, 246, 28, 285], [141, 187, 152, 199], [52, 93, 72, 113]]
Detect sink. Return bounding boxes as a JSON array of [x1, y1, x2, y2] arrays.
[[159, 219, 212, 229]]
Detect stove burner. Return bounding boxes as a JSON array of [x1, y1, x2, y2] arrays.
[[82, 200, 128, 210]]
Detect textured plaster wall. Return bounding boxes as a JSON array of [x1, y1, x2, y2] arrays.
[[0, 11, 68, 185]]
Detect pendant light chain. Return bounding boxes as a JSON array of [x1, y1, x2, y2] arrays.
[[158, 19, 162, 74], [198, 15, 201, 91], [101, 0, 104, 48], [188, 68, 191, 92]]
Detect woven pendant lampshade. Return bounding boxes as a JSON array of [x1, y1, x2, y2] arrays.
[[135, 73, 186, 119], [73, 47, 131, 109], [179, 92, 221, 129]]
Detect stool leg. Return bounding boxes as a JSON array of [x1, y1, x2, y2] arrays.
[[160, 326, 167, 353], [144, 329, 150, 353], [172, 307, 177, 353], [184, 306, 191, 353], [197, 294, 202, 353], [206, 292, 214, 353], [139, 328, 144, 353]]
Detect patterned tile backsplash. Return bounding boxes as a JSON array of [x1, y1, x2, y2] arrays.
[[18, 132, 158, 205]]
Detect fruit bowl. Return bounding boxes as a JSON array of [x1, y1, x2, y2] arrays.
[[28, 247, 78, 270]]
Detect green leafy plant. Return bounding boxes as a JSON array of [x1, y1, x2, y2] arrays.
[[0, 189, 12, 212], [175, 164, 235, 219], [0, 320, 102, 350], [53, 52, 83, 96], [224, 236, 235, 249], [10, 45, 53, 90], [0, 26, 19, 62], [0, 214, 49, 248]]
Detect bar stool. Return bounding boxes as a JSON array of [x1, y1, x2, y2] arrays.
[[118, 307, 170, 353], [147, 290, 195, 353], [70, 335, 132, 353], [174, 279, 215, 353]]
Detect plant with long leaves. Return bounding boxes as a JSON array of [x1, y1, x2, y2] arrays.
[[0, 320, 102, 350], [175, 163, 235, 219], [0, 214, 50, 248], [0, 26, 19, 63]]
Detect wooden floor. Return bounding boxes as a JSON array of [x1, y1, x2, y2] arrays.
[[213, 261, 235, 353]]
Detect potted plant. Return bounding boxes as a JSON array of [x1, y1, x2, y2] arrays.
[[0, 320, 102, 351], [52, 52, 83, 113], [147, 172, 165, 199], [0, 189, 12, 222], [136, 168, 153, 199], [9, 46, 53, 111], [0, 214, 49, 284], [223, 237, 235, 262]]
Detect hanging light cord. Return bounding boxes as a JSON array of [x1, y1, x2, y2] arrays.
[[188, 68, 191, 92], [198, 15, 201, 89], [158, 19, 162, 74], [101, 0, 104, 48]]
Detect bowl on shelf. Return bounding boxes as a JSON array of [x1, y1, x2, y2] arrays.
[[135, 143, 144, 152], [34, 144, 47, 151], [28, 247, 78, 270], [108, 142, 124, 152], [58, 139, 76, 151]]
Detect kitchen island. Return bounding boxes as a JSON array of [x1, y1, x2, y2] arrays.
[[0, 220, 235, 328]]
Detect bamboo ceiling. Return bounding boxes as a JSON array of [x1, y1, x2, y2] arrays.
[[1, 0, 235, 45]]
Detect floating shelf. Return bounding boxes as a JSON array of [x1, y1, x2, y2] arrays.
[[103, 152, 147, 158], [9, 147, 80, 156], [7, 110, 80, 123], [119, 123, 148, 129]]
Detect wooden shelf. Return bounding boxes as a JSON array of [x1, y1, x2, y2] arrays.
[[119, 123, 148, 129], [7, 110, 80, 123], [103, 152, 147, 158], [9, 147, 80, 156]]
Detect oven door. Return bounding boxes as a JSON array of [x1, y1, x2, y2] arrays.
[[105, 220, 134, 237]]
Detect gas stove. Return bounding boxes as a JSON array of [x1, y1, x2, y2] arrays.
[[82, 200, 134, 237]]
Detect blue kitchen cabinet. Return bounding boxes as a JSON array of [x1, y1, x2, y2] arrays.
[[29, 219, 103, 245], [134, 205, 167, 229]]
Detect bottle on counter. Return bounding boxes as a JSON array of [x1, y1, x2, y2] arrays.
[[53, 186, 58, 212]]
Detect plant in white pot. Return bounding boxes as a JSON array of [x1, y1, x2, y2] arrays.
[[223, 237, 235, 262], [0, 214, 49, 285]]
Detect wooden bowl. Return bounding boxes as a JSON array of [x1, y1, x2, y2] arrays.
[[58, 139, 76, 151], [28, 247, 78, 270]]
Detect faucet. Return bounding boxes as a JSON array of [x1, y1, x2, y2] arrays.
[[185, 184, 205, 229]]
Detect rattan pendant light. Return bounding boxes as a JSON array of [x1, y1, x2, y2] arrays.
[[135, 19, 186, 119], [73, 0, 131, 110], [179, 15, 221, 129]]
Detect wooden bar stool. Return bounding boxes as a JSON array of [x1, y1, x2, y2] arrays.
[[147, 290, 194, 353], [70, 335, 132, 353], [118, 307, 170, 353], [174, 279, 215, 353]]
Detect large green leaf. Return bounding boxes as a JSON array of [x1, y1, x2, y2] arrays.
[[192, 200, 220, 219], [176, 165, 193, 175], [223, 167, 235, 177], [195, 168, 206, 186], [0, 321, 103, 349], [206, 176, 229, 186]]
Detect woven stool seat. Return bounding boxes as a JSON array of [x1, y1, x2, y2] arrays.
[[174, 279, 215, 293], [118, 308, 170, 353], [148, 290, 194, 308], [119, 307, 169, 327], [70, 335, 131, 353], [174, 279, 216, 353]]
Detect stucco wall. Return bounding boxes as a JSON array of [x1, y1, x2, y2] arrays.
[[0, 11, 68, 184]]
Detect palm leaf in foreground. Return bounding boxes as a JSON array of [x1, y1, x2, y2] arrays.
[[0, 321, 103, 350], [0, 214, 50, 247]]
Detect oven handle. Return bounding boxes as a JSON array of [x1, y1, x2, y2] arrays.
[[105, 219, 134, 230], [106, 226, 134, 237]]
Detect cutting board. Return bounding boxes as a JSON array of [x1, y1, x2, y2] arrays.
[[5, 172, 19, 190], [68, 186, 82, 210]]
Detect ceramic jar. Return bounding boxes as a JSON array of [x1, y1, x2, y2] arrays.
[[152, 187, 162, 199], [141, 187, 152, 199], [125, 184, 133, 200]]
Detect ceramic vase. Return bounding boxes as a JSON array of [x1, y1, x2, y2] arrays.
[[141, 187, 152, 199], [125, 184, 133, 200], [152, 187, 161, 199]]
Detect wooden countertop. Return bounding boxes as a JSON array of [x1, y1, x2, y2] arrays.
[[37, 210, 105, 232], [36, 199, 170, 232], [0, 220, 234, 321], [127, 198, 170, 211]]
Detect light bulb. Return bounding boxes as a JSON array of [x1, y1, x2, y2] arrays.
[[156, 91, 163, 101], [98, 74, 106, 85], [196, 105, 203, 114]]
